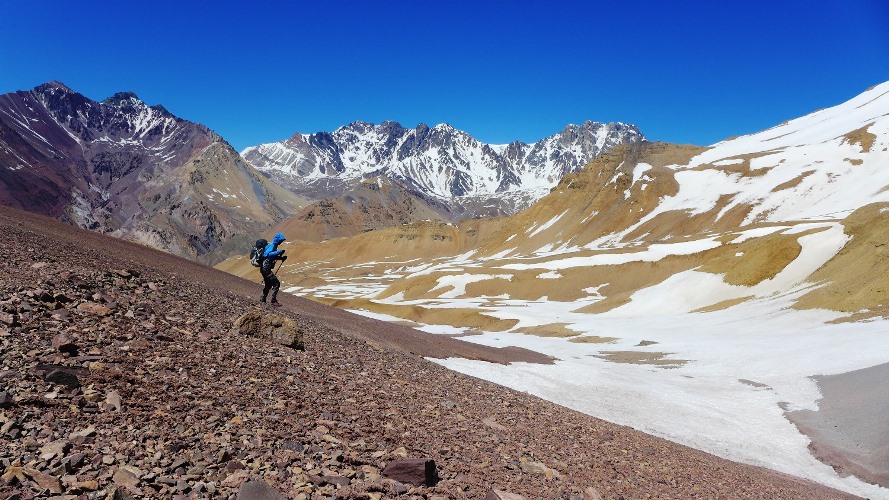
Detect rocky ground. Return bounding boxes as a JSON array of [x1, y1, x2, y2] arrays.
[[0, 205, 856, 499]]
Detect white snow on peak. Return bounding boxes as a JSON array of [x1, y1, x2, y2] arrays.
[[241, 121, 644, 205]]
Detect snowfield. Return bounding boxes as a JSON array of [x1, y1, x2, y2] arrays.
[[318, 218, 889, 498]]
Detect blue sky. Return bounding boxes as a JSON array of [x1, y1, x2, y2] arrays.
[[1, 1, 887, 151]]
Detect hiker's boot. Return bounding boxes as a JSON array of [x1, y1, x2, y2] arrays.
[[270, 301, 282, 307], [259, 295, 266, 303]]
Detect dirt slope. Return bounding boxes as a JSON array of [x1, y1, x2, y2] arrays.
[[0, 205, 854, 499]]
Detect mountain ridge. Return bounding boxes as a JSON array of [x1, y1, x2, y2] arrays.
[[241, 119, 644, 220], [0, 82, 306, 263]]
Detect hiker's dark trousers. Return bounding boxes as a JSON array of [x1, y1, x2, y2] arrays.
[[260, 267, 280, 301]]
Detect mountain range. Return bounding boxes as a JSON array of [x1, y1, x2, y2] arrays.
[[0, 82, 305, 263], [0, 82, 641, 257], [246, 82, 889, 322], [242, 120, 644, 222]]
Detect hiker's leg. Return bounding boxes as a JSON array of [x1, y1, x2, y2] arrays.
[[269, 275, 281, 302], [261, 271, 273, 301]]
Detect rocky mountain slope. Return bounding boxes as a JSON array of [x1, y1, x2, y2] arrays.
[[0, 82, 306, 263], [270, 176, 454, 243], [242, 120, 644, 222], [0, 204, 852, 499]]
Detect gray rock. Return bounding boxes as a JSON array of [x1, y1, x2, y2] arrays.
[[105, 390, 122, 411], [107, 486, 136, 500], [238, 480, 287, 500], [0, 312, 18, 326], [325, 475, 351, 487], [44, 369, 80, 388], [583, 486, 604, 500]]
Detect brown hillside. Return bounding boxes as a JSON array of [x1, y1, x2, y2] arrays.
[[795, 202, 889, 318], [270, 178, 449, 244], [0, 204, 854, 498], [471, 142, 705, 257]]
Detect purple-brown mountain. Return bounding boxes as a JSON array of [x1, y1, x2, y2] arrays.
[[0, 82, 304, 263]]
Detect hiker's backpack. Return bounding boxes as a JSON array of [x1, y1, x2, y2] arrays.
[[249, 239, 268, 267]]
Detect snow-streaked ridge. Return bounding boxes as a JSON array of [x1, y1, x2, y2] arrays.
[[241, 120, 644, 214]]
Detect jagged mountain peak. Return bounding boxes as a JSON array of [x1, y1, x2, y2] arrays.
[[556, 120, 641, 140], [242, 120, 645, 219], [379, 119, 404, 130], [34, 80, 75, 94], [338, 120, 382, 133], [102, 91, 142, 105]]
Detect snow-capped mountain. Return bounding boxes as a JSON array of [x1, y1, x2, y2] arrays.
[[0, 82, 304, 262], [241, 120, 644, 218]]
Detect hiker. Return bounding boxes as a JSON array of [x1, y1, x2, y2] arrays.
[[260, 232, 287, 305]]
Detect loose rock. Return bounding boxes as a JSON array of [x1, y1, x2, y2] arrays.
[[237, 480, 287, 500], [382, 458, 438, 486], [485, 490, 527, 500]]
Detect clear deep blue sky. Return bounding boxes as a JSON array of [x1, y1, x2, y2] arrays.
[[1, 1, 887, 151]]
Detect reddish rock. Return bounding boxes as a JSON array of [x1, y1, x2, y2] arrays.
[[24, 468, 62, 494], [52, 333, 78, 355], [112, 468, 139, 489], [0, 312, 17, 326], [77, 302, 113, 316], [485, 490, 527, 500], [382, 458, 438, 486]]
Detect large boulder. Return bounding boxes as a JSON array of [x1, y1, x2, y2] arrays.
[[233, 310, 305, 350]]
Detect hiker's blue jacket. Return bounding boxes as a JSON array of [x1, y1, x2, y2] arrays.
[[261, 233, 286, 271]]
